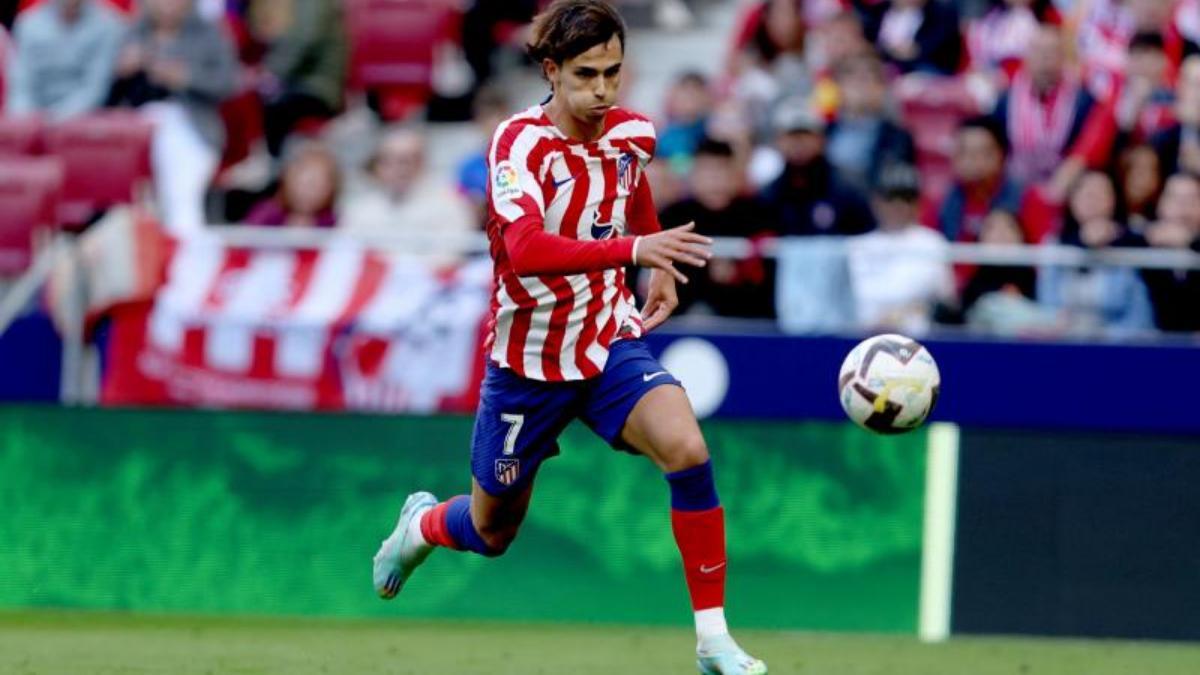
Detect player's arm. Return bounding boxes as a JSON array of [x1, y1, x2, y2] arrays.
[[492, 134, 706, 279], [504, 217, 711, 282], [624, 178, 690, 330]]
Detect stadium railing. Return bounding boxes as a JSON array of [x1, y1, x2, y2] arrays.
[[1, 227, 1198, 405], [207, 226, 1200, 270]]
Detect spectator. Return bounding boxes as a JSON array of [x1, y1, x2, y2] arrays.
[[965, 0, 1062, 85], [657, 71, 712, 170], [1111, 32, 1176, 144], [246, 0, 347, 158], [5, 0, 124, 120], [847, 164, 954, 336], [109, 0, 238, 233], [860, 0, 962, 75], [935, 116, 1023, 243], [1037, 170, 1155, 337], [960, 208, 1037, 312], [1175, 0, 1200, 61], [1075, 0, 1134, 100], [1117, 143, 1162, 233], [958, 208, 1051, 335], [658, 137, 777, 319], [826, 51, 915, 193], [459, 0, 539, 100], [760, 98, 874, 236], [1150, 56, 1200, 177], [243, 142, 339, 227], [705, 96, 780, 190], [340, 126, 475, 255], [727, 0, 807, 74], [1140, 172, 1200, 332], [806, 9, 871, 78], [994, 23, 1097, 185], [725, 0, 811, 132], [456, 85, 510, 226], [1075, 0, 1171, 98]]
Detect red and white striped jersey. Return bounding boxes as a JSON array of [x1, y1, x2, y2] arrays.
[[484, 104, 657, 382]]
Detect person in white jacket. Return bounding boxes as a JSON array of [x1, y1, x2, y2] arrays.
[[847, 163, 955, 336], [339, 126, 477, 264]]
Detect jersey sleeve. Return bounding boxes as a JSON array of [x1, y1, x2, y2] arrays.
[[627, 177, 662, 235], [612, 109, 661, 234], [488, 122, 547, 232], [504, 222, 635, 276]]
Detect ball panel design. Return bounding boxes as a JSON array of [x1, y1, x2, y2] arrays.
[[837, 334, 940, 434]]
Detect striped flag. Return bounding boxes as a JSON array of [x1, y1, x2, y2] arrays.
[[103, 232, 492, 413]]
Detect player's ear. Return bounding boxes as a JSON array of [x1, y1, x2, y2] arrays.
[[543, 58, 560, 89]]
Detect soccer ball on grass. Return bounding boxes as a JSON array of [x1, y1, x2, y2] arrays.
[[837, 334, 940, 434]]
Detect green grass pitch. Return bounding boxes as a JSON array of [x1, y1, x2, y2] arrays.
[[1, 611, 1197, 674]]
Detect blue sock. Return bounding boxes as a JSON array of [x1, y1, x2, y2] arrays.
[[665, 460, 720, 511], [445, 495, 503, 557]]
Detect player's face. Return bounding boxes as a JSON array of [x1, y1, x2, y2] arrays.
[[546, 36, 623, 125]]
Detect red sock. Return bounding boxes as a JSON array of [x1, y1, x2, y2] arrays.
[[671, 506, 726, 611], [419, 499, 465, 550]]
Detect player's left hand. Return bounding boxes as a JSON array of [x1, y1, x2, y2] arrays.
[[641, 268, 678, 332]]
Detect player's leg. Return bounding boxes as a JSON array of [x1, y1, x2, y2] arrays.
[[620, 386, 765, 674], [373, 479, 534, 600], [580, 339, 765, 674], [419, 477, 534, 557], [373, 363, 576, 599]]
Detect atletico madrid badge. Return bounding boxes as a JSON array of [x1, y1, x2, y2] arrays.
[[617, 153, 634, 193], [495, 458, 520, 486]]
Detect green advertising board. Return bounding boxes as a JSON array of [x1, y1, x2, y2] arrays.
[[0, 406, 926, 631]]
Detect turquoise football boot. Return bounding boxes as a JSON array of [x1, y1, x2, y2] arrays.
[[697, 634, 768, 675], [372, 491, 438, 599]]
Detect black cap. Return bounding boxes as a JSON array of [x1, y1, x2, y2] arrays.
[[875, 163, 921, 200]]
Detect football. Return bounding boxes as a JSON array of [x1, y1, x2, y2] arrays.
[[838, 334, 940, 434]]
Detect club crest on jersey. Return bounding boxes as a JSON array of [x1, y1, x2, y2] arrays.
[[617, 153, 635, 193], [493, 160, 522, 201], [495, 458, 520, 486]]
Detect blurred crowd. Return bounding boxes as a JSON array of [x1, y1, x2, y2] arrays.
[[2, 0, 1199, 339]]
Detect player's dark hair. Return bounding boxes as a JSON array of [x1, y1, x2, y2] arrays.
[[695, 136, 735, 160], [527, 0, 626, 68], [958, 115, 1009, 155]]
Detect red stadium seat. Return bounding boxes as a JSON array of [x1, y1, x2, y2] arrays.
[[43, 111, 154, 228], [0, 115, 44, 156], [345, 0, 455, 120], [0, 156, 63, 275]]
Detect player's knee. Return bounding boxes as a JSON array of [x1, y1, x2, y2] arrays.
[[476, 522, 520, 557], [661, 432, 710, 473]]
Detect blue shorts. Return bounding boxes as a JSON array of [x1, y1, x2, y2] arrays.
[[471, 338, 682, 496]]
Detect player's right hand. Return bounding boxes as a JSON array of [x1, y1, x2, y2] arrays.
[[634, 223, 712, 284]]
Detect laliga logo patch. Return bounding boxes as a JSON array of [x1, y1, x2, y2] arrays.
[[493, 161, 522, 201], [495, 458, 520, 486]]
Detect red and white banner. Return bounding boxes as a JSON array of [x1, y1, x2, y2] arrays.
[[102, 233, 492, 412]]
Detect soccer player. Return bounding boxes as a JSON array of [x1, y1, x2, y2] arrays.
[[372, 2, 767, 673]]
